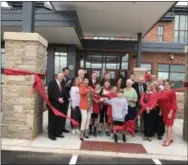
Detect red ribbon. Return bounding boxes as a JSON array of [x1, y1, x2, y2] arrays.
[[114, 87, 188, 136], [3, 68, 79, 128]]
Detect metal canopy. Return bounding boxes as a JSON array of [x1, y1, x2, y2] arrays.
[[51, 1, 176, 38]]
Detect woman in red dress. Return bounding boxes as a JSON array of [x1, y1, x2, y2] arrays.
[[158, 80, 177, 146]]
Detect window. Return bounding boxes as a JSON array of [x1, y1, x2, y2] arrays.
[[141, 63, 152, 73], [121, 54, 129, 69], [158, 64, 185, 88], [54, 47, 67, 75], [174, 15, 188, 43], [157, 25, 164, 42]]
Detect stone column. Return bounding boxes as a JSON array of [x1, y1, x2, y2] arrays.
[[133, 68, 147, 81], [183, 45, 188, 141], [2, 32, 48, 139]]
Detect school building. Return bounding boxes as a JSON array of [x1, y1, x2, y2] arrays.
[[1, 2, 187, 141]]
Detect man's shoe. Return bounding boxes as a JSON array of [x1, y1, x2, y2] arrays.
[[56, 134, 64, 138], [49, 136, 57, 141], [62, 129, 69, 133]]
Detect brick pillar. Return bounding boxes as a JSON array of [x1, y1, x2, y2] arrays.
[[2, 32, 48, 139], [183, 45, 188, 141]]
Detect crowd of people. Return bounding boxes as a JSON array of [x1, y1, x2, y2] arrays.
[[48, 67, 177, 147]]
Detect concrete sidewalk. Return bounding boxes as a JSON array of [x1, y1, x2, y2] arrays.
[[1, 111, 187, 161]]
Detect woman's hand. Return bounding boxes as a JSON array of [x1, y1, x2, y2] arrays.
[[146, 107, 150, 113], [168, 110, 173, 119]]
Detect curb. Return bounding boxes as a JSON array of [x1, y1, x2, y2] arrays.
[[2, 145, 187, 161]]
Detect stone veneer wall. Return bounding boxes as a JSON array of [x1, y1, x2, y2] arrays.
[[176, 92, 184, 119], [2, 32, 48, 139]]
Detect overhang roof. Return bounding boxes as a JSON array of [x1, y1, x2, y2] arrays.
[[51, 1, 176, 38]]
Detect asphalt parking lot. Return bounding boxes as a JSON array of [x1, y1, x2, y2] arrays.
[[1, 150, 188, 164]]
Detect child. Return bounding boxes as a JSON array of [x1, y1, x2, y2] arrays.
[[103, 93, 128, 142], [107, 86, 118, 127], [70, 77, 81, 134], [89, 84, 101, 137], [99, 80, 111, 136], [140, 82, 157, 141]]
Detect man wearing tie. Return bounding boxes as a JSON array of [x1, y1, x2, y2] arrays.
[[89, 72, 100, 88], [48, 72, 65, 140], [61, 67, 72, 133]]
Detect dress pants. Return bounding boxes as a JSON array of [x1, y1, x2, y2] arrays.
[[70, 106, 81, 129], [61, 102, 69, 129], [143, 111, 153, 137], [48, 107, 61, 137]]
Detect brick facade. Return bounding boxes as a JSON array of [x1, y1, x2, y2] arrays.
[[144, 21, 174, 42]]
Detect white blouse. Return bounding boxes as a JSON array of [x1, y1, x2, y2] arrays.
[[70, 86, 80, 108]]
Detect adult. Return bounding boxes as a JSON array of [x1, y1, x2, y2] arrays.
[[89, 72, 101, 88], [152, 81, 165, 140], [116, 77, 124, 93], [134, 76, 147, 132], [101, 72, 115, 86], [123, 79, 138, 121], [78, 69, 85, 83], [47, 72, 65, 140], [61, 67, 71, 133], [79, 78, 92, 141], [129, 73, 138, 91], [158, 80, 178, 146]]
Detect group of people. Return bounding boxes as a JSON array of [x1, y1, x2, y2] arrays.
[[48, 68, 177, 147]]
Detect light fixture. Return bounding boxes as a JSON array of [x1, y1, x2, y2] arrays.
[[170, 53, 174, 60]]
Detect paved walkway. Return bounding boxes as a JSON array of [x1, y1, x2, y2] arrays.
[[2, 111, 188, 161]]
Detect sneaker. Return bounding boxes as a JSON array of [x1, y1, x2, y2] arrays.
[[76, 129, 80, 134], [106, 131, 110, 136], [98, 130, 102, 136], [122, 134, 126, 142], [114, 134, 118, 142], [72, 129, 76, 135]]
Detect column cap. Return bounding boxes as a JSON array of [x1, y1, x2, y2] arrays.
[[4, 32, 48, 47], [133, 68, 147, 72], [185, 45, 188, 53]]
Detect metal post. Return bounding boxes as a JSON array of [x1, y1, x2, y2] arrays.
[[22, 2, 35, 32], [136, 33, 142, 67]]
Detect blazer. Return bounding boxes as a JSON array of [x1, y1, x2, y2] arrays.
[[89, 78, 101, 88], [48, 79, 66, 110]]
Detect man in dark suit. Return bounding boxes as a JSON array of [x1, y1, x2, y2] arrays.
[[61, 67, 72, 133], [48, 72, 65, 140], [101, 72, 115, 87], [89, 72, 101, 88]]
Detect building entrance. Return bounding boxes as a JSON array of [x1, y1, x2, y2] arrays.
[[79, 51, 129, 82]]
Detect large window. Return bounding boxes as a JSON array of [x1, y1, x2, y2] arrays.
[[54, 47, 67, 75], [174, 15, 188, 43], [157, 25, 164, 42], [158, 64, 185, 88], [141, 63, 152, 73]]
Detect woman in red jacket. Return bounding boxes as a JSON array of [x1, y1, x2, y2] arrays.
[[140, 82, 158, 141], [158, 80, 178, 146]]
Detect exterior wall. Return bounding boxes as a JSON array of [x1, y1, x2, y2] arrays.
[[129, 53, 185, 75], [144, 21, 174, 42]]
